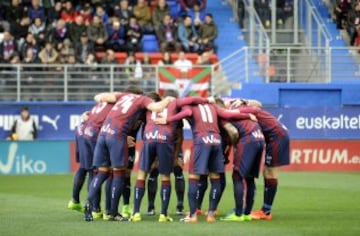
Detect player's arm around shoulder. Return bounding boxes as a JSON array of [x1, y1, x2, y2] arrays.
[[94, 92, 122, 103], [146, 96, 174, 113]]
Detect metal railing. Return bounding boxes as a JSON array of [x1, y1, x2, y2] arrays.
[[216, 46, 360, 84], [0, 64, 211, 101]]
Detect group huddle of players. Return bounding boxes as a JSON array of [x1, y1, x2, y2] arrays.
[[67, 85, 290, 223]]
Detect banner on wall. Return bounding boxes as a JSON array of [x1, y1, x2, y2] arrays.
[[70, 140, 360, 173], [158, 67, 211, 97], [0, 141, 70, 175]]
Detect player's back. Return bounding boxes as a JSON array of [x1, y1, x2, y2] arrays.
[[144, 99, 179, 143], [240, 105, 286, 137], [87, 102, 114, 129], [189, 103, 221, 145], [102, 93, 153, 136], [232, 119, 264, 142]]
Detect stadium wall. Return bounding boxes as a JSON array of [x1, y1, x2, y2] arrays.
[[1, 102, 360, 175]]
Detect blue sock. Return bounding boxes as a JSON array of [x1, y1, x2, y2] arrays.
[[105, 174, 113, 214], [244, 177, 256, 215], [72, 168, 87, 203], [262, 178, 278, 214], [188, 178, 199, 216], [217, 173, 226, 206], [133, 179, 145, 213], [86, 170, 94, 192], [173, 166, 185, 209], [123, 176, 131, 205], [160, 180, 171, 215], [110, 170, 125, 216], [87, 171, 108, 206], [197, 175, 208, 210], [147, 168, 158, 211], [209, 178, 221, 213], [232, 172, 244, 216]]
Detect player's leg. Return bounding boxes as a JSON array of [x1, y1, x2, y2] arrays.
[[108, 136, 129, 221], [181, 145, 208, 223], [206, 145, 225, 222], [147, 165, 159, 215], [253, 132, 289, 220], [103, 169, 113, 220], [122, 145, 135, 218], [157, 143, 174, 222], [196, 174, 208, 215], [218, 172, 226, 207], [84, 135, 110, 221], [173, 156, 185, 215], [69, 135, 87, 211], [91, 169, 104, 219], [131, 142, 155, 221]]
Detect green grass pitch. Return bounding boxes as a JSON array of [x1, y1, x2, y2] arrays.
[[0, 172, 359, 236]]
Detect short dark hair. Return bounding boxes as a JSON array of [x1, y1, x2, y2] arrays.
[[21, 106, 29, 112], [146, 92, 162, 102], [164, 89, 179, 98], [124, 85, 143, 95], [215, 98, 225, 108], [206, 13, 213, 19]]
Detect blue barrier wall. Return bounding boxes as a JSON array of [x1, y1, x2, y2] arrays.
[[232, 83, 360, 107]]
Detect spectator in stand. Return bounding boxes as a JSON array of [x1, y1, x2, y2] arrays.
[[4, 0, 25, 29], [157, 51, 173, 65], [79, 3, 94, 26], [59, 38, 75, 63], [141, 52, 155, 92], [178, 15, 199, 52], [106, 19, 127, 51], [28, 0, 46, 22], [152, 0, 170, 30], [6, 106, 37, 141], [188, 3, 206, 25], [174, 51, 193, 72], [20, 32, 39, 60], [61, 0, 78, 23], [126, 16, 142, 52], [115, 0, 134, 27], [335, 0, 351, 29], [28, 17, 46, 47], [10, 16, 31, 43], [124, 51, 143, 82], [87, 15, 108, 50], [75, 32, 95, 63], [133, 0, 153, 33], [84, 53, 98, 78], [179, 0, 207, 14], [347, 3, 360, 45], [22, 47, 40, 95], [69, 15, 87, 44], [195, 51, 211, 65], [48, 19, 69, 46], [39, 41, 58, 64], [198, 13, 217, 53], [94, 5, 110, 25], [255, 0, 271, 28], [23, 47, 40, 64], [156, 14, 181, 52], [101, 49, 118, 64], [47, 1, 62, 26], [42, 0, 55, 23], [0, 31, 18, 63]]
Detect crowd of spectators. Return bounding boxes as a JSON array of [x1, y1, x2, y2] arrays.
[[333, 0, 360, 46], [0, 0, 217, 66]]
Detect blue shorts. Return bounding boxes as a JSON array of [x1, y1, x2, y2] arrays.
[[93, 135, 128, 168], [189, 144, 225, 175], [139, 142, 174, 175], [234, 139, 264, 178], [76, 135, 95, 170], [265, 131, 290, 167]]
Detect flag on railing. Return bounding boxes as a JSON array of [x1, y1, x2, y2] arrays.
[[158, 67, 211, 97]]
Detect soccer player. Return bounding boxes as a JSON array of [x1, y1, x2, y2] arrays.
[[232, 99, 290, 220], [68, 111, 90, 212], [219, 101, 265, 222], [131, 91, 212, 222], [156, 101, 256, 223], [84, 86, 173, 221]]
